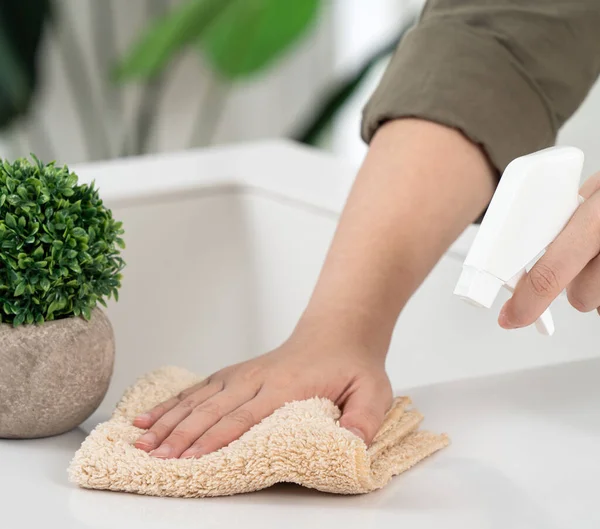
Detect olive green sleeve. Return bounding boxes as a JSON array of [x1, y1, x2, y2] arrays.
[[361, 0, 600, 173]]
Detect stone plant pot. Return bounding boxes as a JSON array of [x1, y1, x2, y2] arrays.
[[0, 309, 115, 438]]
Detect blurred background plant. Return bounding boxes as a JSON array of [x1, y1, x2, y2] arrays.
[[113, 0, 323, 152], [0, 0, 420, 165], [0, 0, 597, 171]]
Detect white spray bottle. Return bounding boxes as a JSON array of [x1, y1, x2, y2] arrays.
[[454, 146, 584, 336]]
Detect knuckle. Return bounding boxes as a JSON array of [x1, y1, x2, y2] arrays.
[[196, 433, 228, 453], [268, 373, 294, 392], [236, 364, 265, 384], [567, 289, 594, 313], [165, 429, 191, 444], [528, 264, 559, 297], [192, 401, 222, 419], [149, 422, 170, 438], [176, 389, 192, 401], [226, 408, 255, 428], [176, 382, 204, 400], [152, 404, 169, 416], [178, 398, 197, 410]]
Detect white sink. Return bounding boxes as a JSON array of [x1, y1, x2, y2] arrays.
[[77, 140, 599, 413]]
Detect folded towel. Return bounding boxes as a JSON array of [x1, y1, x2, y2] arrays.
[[69, 366, 449, 497]]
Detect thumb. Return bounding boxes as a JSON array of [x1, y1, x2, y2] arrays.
[[339, 379, 392, 445]]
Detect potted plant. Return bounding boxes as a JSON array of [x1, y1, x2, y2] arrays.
[[0, 155, 124, 438]]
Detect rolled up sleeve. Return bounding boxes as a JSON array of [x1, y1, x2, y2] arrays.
[[362, 0, 600, 173]]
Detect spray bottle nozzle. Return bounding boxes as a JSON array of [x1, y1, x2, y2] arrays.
[[454, 146, 584, 336]]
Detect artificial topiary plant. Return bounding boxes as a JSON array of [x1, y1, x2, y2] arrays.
[[0, 155, 124, 326]]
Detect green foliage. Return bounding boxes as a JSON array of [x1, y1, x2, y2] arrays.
[[114, 0, 320, 82], [0, 155, 124, 326], [199, 0, 320, 79]]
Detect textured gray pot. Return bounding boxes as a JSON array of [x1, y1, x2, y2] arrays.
[[0, 309, 114, 438]]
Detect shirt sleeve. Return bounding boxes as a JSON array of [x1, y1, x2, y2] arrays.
[[361, 0, 600, 173]]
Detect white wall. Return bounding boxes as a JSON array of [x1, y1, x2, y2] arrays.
[[329, 0, 600, 178], [329, 0, 421, 167], [558, 79, 600, 179]]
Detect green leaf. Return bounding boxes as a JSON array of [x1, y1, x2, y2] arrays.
[[81, 305, 91, 320], [13, 312, 25, 327], [5, 213, 16, 229], [65, 173, 78, 187], [6, 177, 17, 193], [292, 28, 413, 146], [40, 277, 50, 290], [199, 0, 320, 79], [0, 194, 6, 207], [113, 0, 229, 81], [30, 153, 44, 171], [14, 281, 26, 296], [47, 300, 61, 315], [17, 185, 28, 200]]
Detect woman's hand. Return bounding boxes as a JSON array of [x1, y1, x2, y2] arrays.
[[133, 325, 392, 459], [133, 118, 495, 460], [499, 172, 600, 328]]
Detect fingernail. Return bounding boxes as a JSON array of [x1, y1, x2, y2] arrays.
[[150, 444, 173, 459], [345, 427, 365, 442], [498, 305, 515, 329], [135, 413, 152, 424], [135, 431, 157, 449]]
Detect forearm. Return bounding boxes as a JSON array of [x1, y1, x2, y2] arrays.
[[297, 119, 495, 354]]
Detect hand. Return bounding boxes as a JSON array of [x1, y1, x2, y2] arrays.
[[499, 172, 600, 328], [131, 119, 493, 459], [133, 327, 393, 459]]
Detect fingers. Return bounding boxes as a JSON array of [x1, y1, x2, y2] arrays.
[[578, 172, 600, 200], [499, 193, 600, 329], [181, 393, 276, 458], [141, 387, 257, 459], [133, 379, 211, 429], [567, 253, 600, 312], [338, 378, 392, 446], [134, 381, 223, 452]]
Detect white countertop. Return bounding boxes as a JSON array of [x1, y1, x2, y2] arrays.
[[3, 357, 599, 529]]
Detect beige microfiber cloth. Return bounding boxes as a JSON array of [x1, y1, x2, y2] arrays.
[[69, 367, 449, 497]]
